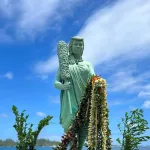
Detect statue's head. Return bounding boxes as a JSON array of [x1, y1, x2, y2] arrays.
[[69, 36, 84, 57]]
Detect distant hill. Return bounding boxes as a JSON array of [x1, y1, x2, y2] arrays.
[[0, 138, 60, 146]]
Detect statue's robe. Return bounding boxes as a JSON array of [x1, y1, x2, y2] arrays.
[[55, 61, 95, 131]]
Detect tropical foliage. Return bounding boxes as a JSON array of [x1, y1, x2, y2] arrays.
[[12, 105, 53, 150], [116, 108, 150, 150]]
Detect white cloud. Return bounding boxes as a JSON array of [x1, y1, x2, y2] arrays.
[[34, 55, 58, 74], [107, 65, 150, 93], [78, 0, 150, 66], [0, 113, 8, 117], [0, 0, 86, 39], [34, 0, 150, 75], [3, 72, 13, 80], [138, 90, 150, 98], [36, 112, 46, 117], [142, 100, 150, 109], [108, 71, 137, 92], [108, 97, 138, 107], [17, 0, 60, 39]]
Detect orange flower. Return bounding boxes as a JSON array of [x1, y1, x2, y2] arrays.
[[92, 76, 100, 86]]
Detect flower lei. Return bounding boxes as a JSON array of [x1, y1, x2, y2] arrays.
[[53, 75, 112, 150]]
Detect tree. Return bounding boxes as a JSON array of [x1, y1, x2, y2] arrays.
[[116, 108, 150, 150], [12, 105, 53, 150]]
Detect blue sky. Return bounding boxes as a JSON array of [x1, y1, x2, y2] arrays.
[[0, 0, 150, 146]]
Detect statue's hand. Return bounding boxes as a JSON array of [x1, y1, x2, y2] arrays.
[[54, 81, 71, 90], [62, 82, 71, 90]]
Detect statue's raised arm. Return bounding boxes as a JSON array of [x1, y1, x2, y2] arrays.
[[54, 41, 71, 90], [57, 41, 70, 81]]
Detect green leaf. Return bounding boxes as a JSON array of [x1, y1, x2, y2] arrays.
[[116, 138, 121, 144]]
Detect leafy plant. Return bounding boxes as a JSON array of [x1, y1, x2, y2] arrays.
[[116, 108, 150, 150], [12, 105, 53, 150]]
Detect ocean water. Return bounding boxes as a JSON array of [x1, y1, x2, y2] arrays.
[[0, 146, 149, 150]]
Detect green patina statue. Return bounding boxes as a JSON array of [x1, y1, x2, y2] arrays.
[[54, 36, 95, 149]]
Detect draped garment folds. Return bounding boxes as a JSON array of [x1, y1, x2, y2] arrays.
[[56, 61, 95, 131]]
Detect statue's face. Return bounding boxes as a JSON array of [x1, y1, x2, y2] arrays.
[[72, 40, 84, 56]]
